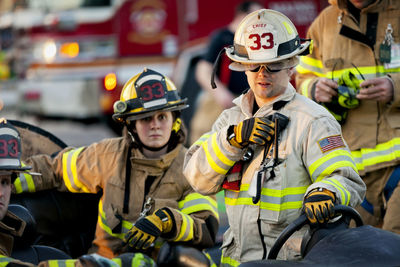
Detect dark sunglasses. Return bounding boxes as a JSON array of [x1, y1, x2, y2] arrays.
[[249, 64, 283, 73]]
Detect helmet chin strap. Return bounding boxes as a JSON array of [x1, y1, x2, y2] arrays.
[[211, 47, 227, 89]]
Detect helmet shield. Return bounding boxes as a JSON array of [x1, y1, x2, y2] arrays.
[[0, 122, 31, 172], [113, 68, 188, 122]]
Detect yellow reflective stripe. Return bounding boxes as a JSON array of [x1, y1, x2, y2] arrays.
[[220, 256, 240, 267], [14, 171, 36, 193], [351, 137, 400, 171], [48, 259, 77, 267], [296, 56, 325, 76], [174, 210, 194, 242], [225, 184, 306, 211], [204, 252, 218, 267], [301, 56, 324, 69], [194, 133, 211, 146], [309, 149, 357, 182], [178, 192, 219, 219], [212, 133, 235, 167], [111, 258, 121, 266], [202, 139, 229, 175], [300, 78, 314, 98], [62, 147, 91, 193], [0, 255, 13, 266], [98, 200, 128, 239], [327, 65, 400, 80], [321, 178, 350, 205]]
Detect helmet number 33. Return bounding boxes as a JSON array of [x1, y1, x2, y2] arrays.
[[0, 137, 18, 158], [249, 33, 274, 50], [139, 82, 165, 101]]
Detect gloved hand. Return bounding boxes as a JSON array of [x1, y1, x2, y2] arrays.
[[124, 208, 173, 250], [228, 117, 275, 148], [337, 70, 360, 109], [303, 188, 336, 225]]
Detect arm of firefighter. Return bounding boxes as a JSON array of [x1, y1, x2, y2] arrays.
[[302, 117, 366, 207], [295, 15, 325, 99], [14, 142, 107, 194], [163, 192, 219, 248], [183, 124, 245, 195], [384, 73, 400, 108]]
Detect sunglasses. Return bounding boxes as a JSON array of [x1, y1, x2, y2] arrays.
[[249, 64, 283, 73]]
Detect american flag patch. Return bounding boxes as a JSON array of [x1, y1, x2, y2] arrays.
[[318, 135, 345, 153]]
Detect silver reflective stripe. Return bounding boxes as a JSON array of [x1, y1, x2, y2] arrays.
[[19, 172, 30, 192], [180, 213, 192, 241], [311, 155, 352, 182]]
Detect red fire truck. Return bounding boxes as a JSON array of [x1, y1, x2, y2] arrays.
[[13, 0, 327, 130]]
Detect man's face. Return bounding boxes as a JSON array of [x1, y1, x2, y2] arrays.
[[245, 67, 292, 105], [0, 173, 12, 220], [349, 0, 375, 9]]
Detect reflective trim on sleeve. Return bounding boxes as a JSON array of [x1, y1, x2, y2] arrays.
[[201, 133, 234, 175], [194, 133, 212, 146], [48, 259, 78, 267], [178, 192, 219, 219], [220, 256, 240, 267], [351, 137, 400, 172], [320, 178, 350, 205], [300, 78, 314, 98], [204, 252, 218, 267], [14, 171, 35, 193], [309, 149, 358, 183], [62, 147, 91, 193], [173, 210, 194, 242], [296, 56, 324, 75], [98, 200, 132, 240]]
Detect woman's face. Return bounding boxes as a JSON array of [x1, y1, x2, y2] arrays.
[[135, 111, 173, 149]]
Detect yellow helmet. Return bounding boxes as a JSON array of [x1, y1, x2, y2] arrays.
[[113, 68, 188, 123], [226, 9, 311, 70]]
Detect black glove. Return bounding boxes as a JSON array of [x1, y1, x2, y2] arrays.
[[303, 188, 336, 225], [124, 208, 173, 250], [228, 117, 275, 148]]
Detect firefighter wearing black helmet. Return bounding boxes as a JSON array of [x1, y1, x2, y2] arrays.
[[14, 69, 219, 259]]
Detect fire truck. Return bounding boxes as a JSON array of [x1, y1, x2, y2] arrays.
[[11, 0, 327, 131]]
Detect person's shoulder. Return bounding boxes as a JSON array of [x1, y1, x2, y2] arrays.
[[288, 93, 336, 121], [86, 136, 126, 154], [312, 4, 341, 25]]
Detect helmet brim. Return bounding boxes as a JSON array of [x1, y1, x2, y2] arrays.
[[113, 100, 189, 123]]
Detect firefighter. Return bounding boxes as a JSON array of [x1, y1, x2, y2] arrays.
[[295, 0, 400, 234], [0, 121, 36, 266], [183, 9, 366, 265], [14, 68, 219, 259]]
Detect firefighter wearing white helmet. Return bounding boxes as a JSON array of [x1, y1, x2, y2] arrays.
[[184, 9, 365, 265], [15, 68, 219, 259]]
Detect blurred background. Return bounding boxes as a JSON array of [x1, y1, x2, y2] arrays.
[[0, 0, 328, 147]]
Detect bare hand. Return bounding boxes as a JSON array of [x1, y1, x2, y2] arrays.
[[357, 77, 394, 103], [314, 78, 338, 103]]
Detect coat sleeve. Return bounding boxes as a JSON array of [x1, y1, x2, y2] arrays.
[[14, 141, 110, 194], [295, 12, 325, 98], [301, 116, 366, 206], [165, 190, 220, 248], [183, 110, 245, 195]]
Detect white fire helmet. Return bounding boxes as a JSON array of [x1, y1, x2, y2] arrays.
[[226, 9, 311, 71]]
